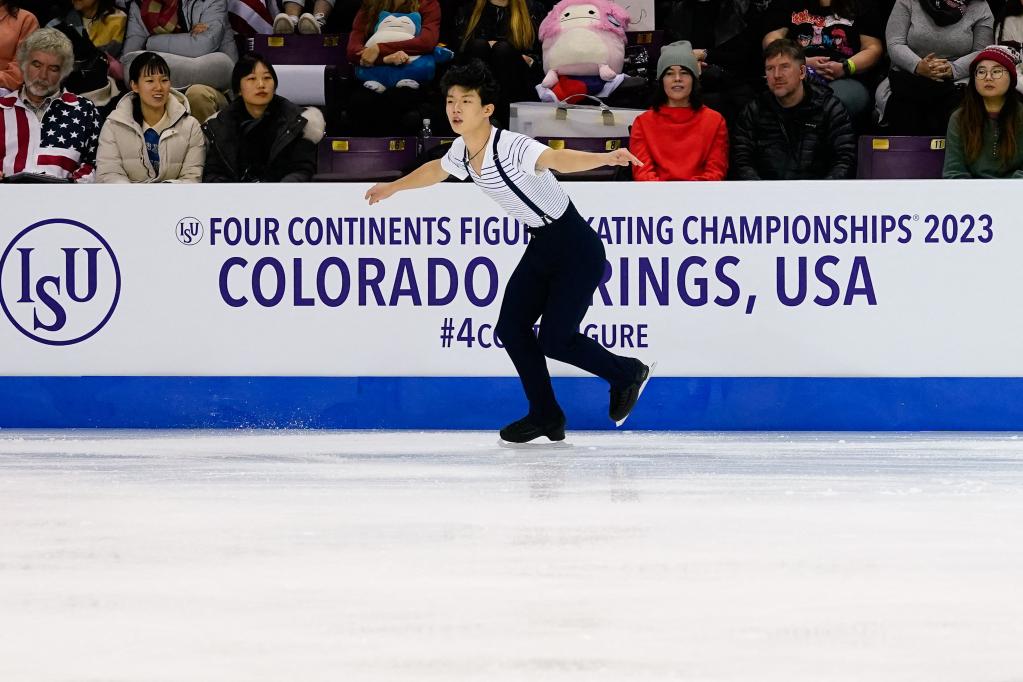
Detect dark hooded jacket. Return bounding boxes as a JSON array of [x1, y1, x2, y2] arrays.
[[202, 95, 324, 182], [731, 81, 856, 180]]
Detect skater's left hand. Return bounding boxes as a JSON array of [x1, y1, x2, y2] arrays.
[[365, 182, 396, 205], [605, 149, 643, 167]]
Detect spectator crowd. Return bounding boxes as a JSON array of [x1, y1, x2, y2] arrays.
[[0, 0, 1021, 182]]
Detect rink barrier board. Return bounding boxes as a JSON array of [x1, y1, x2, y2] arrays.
[[1, 377, 1022, 430], [4, 181, 1023, 430]]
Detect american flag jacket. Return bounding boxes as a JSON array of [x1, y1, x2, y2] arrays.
[[0, 88, 100, 183]]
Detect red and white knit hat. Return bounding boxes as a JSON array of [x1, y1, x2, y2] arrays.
[[972, 45, 1021, 88]]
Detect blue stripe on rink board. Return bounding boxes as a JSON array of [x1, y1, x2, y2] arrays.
[[2, 377, 1023, 430]]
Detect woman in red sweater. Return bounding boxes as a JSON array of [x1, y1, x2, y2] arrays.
[[630, 40, 729, 181]]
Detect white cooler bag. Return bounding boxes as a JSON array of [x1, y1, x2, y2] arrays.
[[509, 96, 645, 138]]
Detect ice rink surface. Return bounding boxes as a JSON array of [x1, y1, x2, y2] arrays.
[[1, 430, 1022, 682]]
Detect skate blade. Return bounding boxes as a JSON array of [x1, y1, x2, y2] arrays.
[[497, 439, 573, 450], [615, 361, 656, 428]]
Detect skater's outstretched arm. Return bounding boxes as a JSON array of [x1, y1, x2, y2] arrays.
[[536, 148, 643, 175], [365, 159, 450, 205]]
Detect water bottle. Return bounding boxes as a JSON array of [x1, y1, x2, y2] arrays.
[[419, 118, 432, 155]]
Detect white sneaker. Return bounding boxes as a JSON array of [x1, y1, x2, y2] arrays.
[[297, 12, 321, 34], [395, 78, 420, 89], [363, 80, 386, 93], [273, 12, 297, 34]]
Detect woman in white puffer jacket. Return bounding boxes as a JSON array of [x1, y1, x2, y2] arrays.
[[97, 51, 205, 183]]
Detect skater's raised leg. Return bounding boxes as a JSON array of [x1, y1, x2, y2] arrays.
[[535, 204, 639, 387]]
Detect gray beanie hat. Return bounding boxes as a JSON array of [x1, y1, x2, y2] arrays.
[[657, 40, 700, 79]]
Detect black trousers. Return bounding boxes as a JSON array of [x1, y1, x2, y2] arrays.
[[884, 71, 964, 136], [495, 203, 635, 420]]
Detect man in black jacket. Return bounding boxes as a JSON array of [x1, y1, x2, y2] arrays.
[[732, 39, 855, 180]]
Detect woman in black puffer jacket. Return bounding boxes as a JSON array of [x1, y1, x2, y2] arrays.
[[202, 53, 326, 182]]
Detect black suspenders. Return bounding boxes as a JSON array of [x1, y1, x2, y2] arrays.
[[463, 128, 553, 226]]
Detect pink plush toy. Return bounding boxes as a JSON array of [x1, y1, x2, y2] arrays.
[[537, 0, 631, 88]]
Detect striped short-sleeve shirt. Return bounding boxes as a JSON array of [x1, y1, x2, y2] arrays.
[[441, 126, 571, 228]]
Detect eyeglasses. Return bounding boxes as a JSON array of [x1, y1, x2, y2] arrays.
[[976, 67, 1009, 80]]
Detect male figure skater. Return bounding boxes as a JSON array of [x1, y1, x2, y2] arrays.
[[366, 60, 651, 443]]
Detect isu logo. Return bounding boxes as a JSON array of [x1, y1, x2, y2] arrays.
[[0, 218, 121, 346], [176, 217, 203, 245]]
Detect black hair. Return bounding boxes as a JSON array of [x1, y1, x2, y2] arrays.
[[764, 38, 806, 64], [439, 58, 500, 107], [652, 66, 703, 111], [231, 53, 278, 96], [128, 51, 170, 85], [129, 53, 172, 126]]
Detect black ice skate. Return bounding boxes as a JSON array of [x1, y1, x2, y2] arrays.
[[499, 414, 567, 443], [609, 360, 655, 426]]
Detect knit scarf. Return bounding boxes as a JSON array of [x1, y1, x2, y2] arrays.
[[918, 0, 968, 27], [140, 0, 182, 35]]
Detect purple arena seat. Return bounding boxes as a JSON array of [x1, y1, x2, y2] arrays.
[[239, 34, 350, 70], [856, 136, 947, 179], [315, 137, 418, 181], [534, 136, 631, 180], [422, 136, 456, 155]]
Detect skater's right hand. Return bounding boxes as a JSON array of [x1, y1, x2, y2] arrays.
[[365, 182, 395, 205]]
